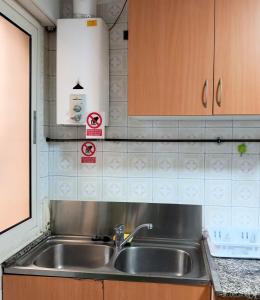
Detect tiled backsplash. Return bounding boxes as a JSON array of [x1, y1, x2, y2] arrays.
[[46, 0, 260, 228]]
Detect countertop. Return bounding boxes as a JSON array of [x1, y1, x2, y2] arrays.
[[204, 240, 260, 299]]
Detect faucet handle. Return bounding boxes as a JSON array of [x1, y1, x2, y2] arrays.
[[114, 224, 125, 234]]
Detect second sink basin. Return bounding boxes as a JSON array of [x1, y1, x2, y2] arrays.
[[34, 244, 114, 269], [114, 246, 192, 276]]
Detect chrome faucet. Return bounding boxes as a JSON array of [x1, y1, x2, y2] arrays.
[[114, 223, 153, 250]]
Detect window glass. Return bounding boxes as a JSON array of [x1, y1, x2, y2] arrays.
[[0, 14, 31, 234]]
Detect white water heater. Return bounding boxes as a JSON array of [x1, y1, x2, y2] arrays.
[[56, 18, 109, 125]]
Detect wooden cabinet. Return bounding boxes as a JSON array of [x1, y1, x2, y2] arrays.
[[128, 0, 214, 116], [128, 0, 260, 116], [4, 275, 211, 300], [3, 275, 103, 300], [104, 280, 210, 300], [214, 0, 260, 115]]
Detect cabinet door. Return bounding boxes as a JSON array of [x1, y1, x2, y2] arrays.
[[104, 280, 210, 300], [214, 0, 260, 115], [128, 0, 214, 116], [3, 275, 103, 300]]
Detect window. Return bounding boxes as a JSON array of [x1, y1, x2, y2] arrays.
[[0, 13, 31, 234]]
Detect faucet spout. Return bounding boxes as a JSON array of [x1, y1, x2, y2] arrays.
[[114, 223, 153, 251]]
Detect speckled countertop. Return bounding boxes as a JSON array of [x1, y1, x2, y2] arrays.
[[204, 240, 260, 299]]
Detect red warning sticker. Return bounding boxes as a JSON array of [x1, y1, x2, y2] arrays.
[[86, 112, 105, 139], [81, 141, 96, 156], [81, 157, 96, 164], [87, 112, 102, 129]]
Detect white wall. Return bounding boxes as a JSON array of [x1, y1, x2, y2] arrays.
[[46, 0, 260, 230]]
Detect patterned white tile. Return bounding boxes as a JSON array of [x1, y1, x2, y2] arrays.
[[39, 177, 49, 203], [233, 128, 260, 154], [205, 128, 233, 154], [128, 153, 153, 178], [233, 120, 260, 128], [110, 75, 127, 100], [205, 180, 231, 206], [205, 154, 232, 179], [204, 206, 232, 228], [128, 128, 153, 152], [127, 178, 153, 202], [205, 120, 233, 128], [179, 179, 204, 205], [109, 101, 127, 126], [179, 121, 205, 128], [178, 154, 204, 179], [232, 207, 259, 228], [153, 178, 178, 203], [106, 126, 127, 139], [109, 22, 128, 49], [179, 128, 204, 154], [110, 49, 127, 75], [232, 181, 259, 207], [103, 152, 127, 177], [50, 152, 77, 176], [128, 117, 153, 128], [102, 177, 127, 202], [153, 153, 178, 178], [52, 176, 77, 200], [78, 152, 103, 177], [152, 120, 179, 128], [232, 154, 260, 180], [103, 141, 127, 152], [100, 0, 128, 23], [152, 128, 179, 153], [78, 177, 102, 201]]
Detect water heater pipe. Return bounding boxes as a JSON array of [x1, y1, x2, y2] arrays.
[[73, 0, 97, 18]]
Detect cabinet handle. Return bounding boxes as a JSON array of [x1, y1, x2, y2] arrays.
[[202, 80, 208, 108], [216, 78, 222, 107]]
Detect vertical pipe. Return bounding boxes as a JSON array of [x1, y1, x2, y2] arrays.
[[73, 0, 97, 18]]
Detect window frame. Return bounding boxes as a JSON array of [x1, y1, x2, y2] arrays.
[[0, 0, 43, 263], [0, 12, 32, 235]]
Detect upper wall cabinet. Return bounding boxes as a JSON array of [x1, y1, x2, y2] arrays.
[[128, 0, 214, 116], [214, 0, 260, 115], [128, 0, 260, 116]]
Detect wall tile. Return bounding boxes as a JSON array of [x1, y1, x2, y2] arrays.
[[204, 206, 232, 228], [153, 153, 178, 178], [49, 152, 77, 176], [109, 101, 127, 126], [232, 180, 259, 207], [232, 154, 259, 180], [205, 180, 232, 206], [127, 178, 153, 202], [78, 152, 103, 177], [78, 177, 102, 201], [102, 177, 127, 202], [152, 128, 179, 153], [103, 152, 127, 177], [205, 154, 232, 179], [110, 75, 128, 100], [128, 153, 153, 177], [179, 179, 204, 205], [153, 178, 179, 203], [109, 22, 128, 50], [110, 49, 128, 75], [205, 128, 233, 153], [179, 128, 204, 154], [232, 207, 259, 228], [52, 176, 77, 200], [178, 154, 204, 179]]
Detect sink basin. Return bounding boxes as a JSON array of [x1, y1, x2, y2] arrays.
[[114, 246, 192, 276], [33, 244, 114, 269]]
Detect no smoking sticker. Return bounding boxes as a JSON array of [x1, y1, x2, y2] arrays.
[[86, 112, 105, 139], [81, 141, 96, 164]]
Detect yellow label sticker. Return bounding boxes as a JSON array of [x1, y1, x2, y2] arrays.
[[86, 20, 97, 27]]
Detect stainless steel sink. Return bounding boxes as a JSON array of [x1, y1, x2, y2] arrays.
[[114, 246, 192, 276], [33, 244, 114, 269], [6, 236, 209, 285]]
